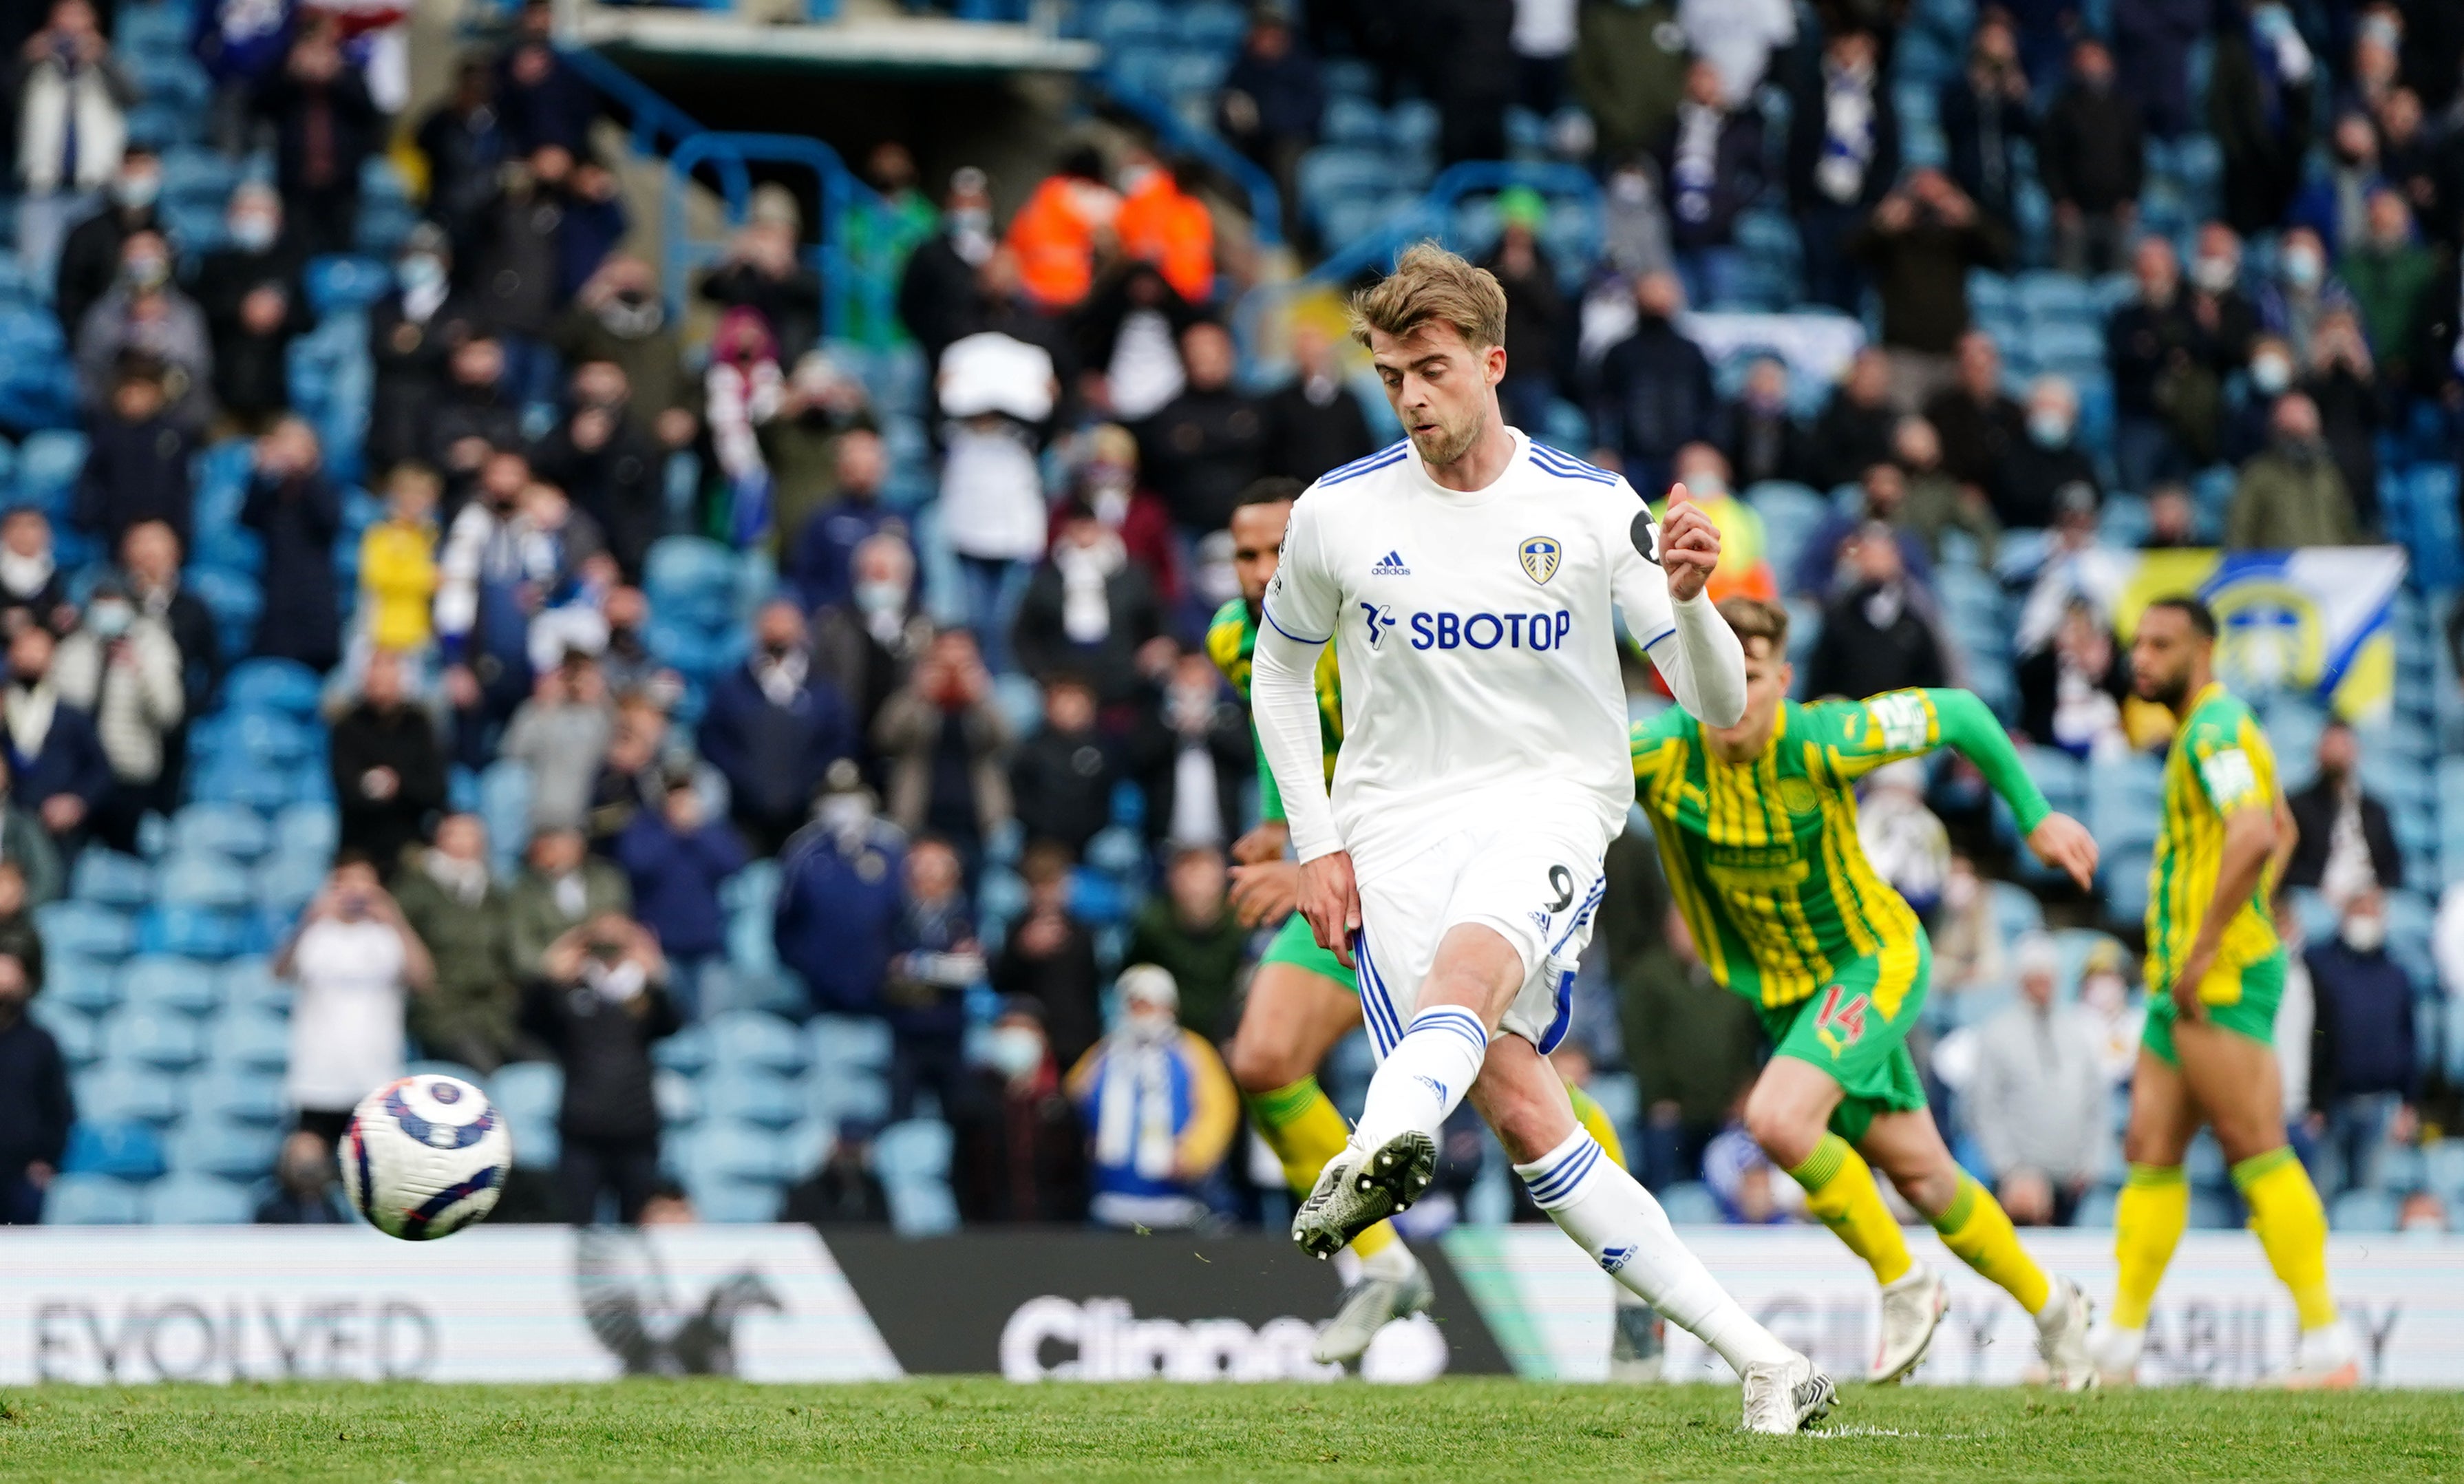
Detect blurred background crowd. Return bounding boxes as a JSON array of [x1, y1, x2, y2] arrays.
[[0, 0, 2458, 1242]]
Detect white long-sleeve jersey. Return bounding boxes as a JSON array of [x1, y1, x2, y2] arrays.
[[1252, 430, 1745, 880]]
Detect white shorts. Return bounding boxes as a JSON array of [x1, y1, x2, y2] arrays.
[[1350, 811, 1610, 1060]]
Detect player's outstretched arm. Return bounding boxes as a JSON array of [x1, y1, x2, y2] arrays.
[[1253, 613, 1359, 966], [1625, 483, 1747, 728], [1925, 687, 2100, 890]]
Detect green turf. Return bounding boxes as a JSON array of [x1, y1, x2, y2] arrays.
[[0, 1379, 2456, 1483]]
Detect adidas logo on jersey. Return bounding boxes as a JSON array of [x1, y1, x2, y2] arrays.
[[1370, 550, 1411, 575]]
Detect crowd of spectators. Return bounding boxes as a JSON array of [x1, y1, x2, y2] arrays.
[[4, 0, 2463, 1237]]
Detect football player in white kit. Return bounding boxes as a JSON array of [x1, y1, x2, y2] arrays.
[[1251, 245, 1835, 1432]]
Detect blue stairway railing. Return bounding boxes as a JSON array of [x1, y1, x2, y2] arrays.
[[661, 132, 898, 345]]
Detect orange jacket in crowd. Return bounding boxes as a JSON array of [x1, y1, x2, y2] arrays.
[[1007, 173, 1121, 309], [1114, 170, 1215, 304]]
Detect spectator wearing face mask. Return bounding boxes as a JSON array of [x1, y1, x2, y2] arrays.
[[1666, 443, 1775, 603], [811, 532, 928, 754], [1722, 354, 1816, 490], [278, 852, 435, 1145], [1068, 964, 1238, 1231], [523, 911, 678, 1225], [2288, 113, 2388, 258], [189, 182, 312, 430], [1803, 524, 1947, 700], [74, 355, 195, 550], [2227, 392, 2360, 549], [2183, 222, 2262, 370], [773, 759, 906, 1017], [240, 416, 343, 672], [1261, 324, 1375, 485], [1657, 59, 1764, 312], [871, 626, 1012, 870], [952, 997, 1088, 1223], [529, 360, 663, 581], [613, 765, 747, 1023], [252, 22, 378, 257], [1056, 425, 1179, 609], [327, 648, 445, 876], [433, 451, 540, 766], [584, 692, 679, 851], [2016, 599, 2131, 761], [897, 167, 997, 372], [2304, 889, 2417, 1197], [1112, 149, 1214, 306], [699, 191, 823, 365], [2296, 311, 2381, 533], [1789, 460, 1933, 601], [53, 143, 159, 341], [783, 430, 900, 617], [1805, 346, 1899, 491], [2251, 227, 2355, 367], [51, 575, 180, 854], [1966, 933, 2111, 1227], [1990, 374, 2101, 531], [699, 600, 856, 856], [1, 624, 108, 850], [1012, 501, 1165, 708], [2286, 721, 2403, 905], [254, 1130, 350, 1224], [553, 255, 698, 454], [0, 948, 69, 1225], [74, 229, 213, 432], [368, 226, 489, 477], [1009, 675, 1121, 857], [394, 812, 520, 1072], [1889, 414, 1998, 564], [760, 358, 880, 563], [0, 509, 68, 637], [1589, 271, 1716, 499], [13, 0, 133, 290], [1787, 27, 1899, 314], [505, 825, 630, 982], [501, 651, 616, 836], [1075, 259, 1197, 425]]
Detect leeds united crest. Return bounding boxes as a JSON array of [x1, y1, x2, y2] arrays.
[[1519, 536, 1561, 585]]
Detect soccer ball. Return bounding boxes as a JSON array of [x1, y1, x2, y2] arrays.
[[339, 1075, 514, 1240]]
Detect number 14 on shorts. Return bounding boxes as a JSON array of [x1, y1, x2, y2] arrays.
[[1813, 984, 1869, 1057]]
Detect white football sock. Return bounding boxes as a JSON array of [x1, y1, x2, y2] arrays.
[[1350, 1005, 1488, 1152], [1516, 1127, 1794, 1374]]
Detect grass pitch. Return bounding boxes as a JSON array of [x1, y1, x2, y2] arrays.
[[0, 1379, 2455, 1483]]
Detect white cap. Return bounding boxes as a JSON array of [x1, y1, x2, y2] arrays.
[[1117, 963, 1178, 1013], [2013, 931, 2060, 979]]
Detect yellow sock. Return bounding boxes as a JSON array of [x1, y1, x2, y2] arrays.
[[1929, 1172, 2050, 1315], [1247, 1077, 1399, 1262], [1566, 1081, 1628, 1169], [2112, 1163, 2189, 1330], [1785, 1134, 1912, 1286], [2233, 1148, 2337, 1331]]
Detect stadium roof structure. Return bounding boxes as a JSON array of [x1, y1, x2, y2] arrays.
[[561, 1, 1101, 77]]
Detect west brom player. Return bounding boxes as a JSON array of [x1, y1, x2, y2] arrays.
[[1251, 244, 1833, 1432]]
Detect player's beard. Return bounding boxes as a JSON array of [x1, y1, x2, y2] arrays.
[[2136, 668, 2189, 709], [1410, 404, 1483, 467]]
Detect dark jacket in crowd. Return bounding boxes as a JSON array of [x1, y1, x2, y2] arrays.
[[2015, 637, 2133, 750], [1218, 32, 1326, 147], [495, 43, 597, 154], [413, 98, 507, 248], [1591, 315, 1717, 484], [1481, 242, 1570, 400], [773, 817, 906, 1015], [367, 289, 489, 474], [1010, 559, 1162, 706], [521, 975, 680, 1143], [255, 67, 379, 209], [1123, 898, 1247, 1043], [327, 699, 447, 873], [1808, 391, 1900, 492], [1923, 383, 2027, 491], [74, 410, 195, 549], [189, 240, 313, 421], [990, 913, 1102, 1070], [2039, 79, 2146, 213], [2113, 0, 2208, 139], [1851, 210, 2009, 354], [141, 577, 222, 723], [421, 378, 525, 488], [697, 659, 856, 845], [1009, 724, 1120, 854], [527, 408, 664, 580], [1725, 399, 1820, 489], [54, 201, 160, 342], [0, 1010, 72, 1189], [2207, 16, 2315, 236], [895, 231, 984, 372], [239, 469, 341, 672], [884, 890, 976, 1042], [2305, 939, 2418, 1105], [785, 498, 896, 616], [1786, 55, 1902, 214], [699, 259, 822, 368], [1658, 105, 1765, 251], [1136, 383, 1268, 533], [952, 1063, 1087, 1223], [1261, 372, 1376, 483], [1805, 583, 1948, 700], [1990, 438, 2101, 530], [613, 811, 749, 962], [1939, 72, 2035, 226], [2286, 779, 2405, 894], [394, 863, 518, 1070], [4, 695, 110, 817], [473, 176, 569, 338]]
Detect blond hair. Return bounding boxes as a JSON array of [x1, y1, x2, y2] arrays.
[[1348, 242, 1509, 351], [1718, 597, 1789, 656]]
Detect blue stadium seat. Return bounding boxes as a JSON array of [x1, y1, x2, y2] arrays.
[[116, 956, 220, 1016], [230, 710, 317, 766], [2188, 1189, 2240, 1229], [63, 1119, 167, 1180], [31, 998, 96, 1066], [692, 1121, 793, 1183], [652, 1023, 713, 1076], [47, 953, 123, 1015], [204, 1009, 292, 1073], [873, 1119, 958, 1236], [809, 1014, 893, 1071], [1655, 1182, 1722, 1225], [146, 1173, 257, 1225], [157, 851, 256, 911], [489, 1060, 562, 1169], [2074, 1187, 2119, 1227], [810, 1066, 891, 1127], [2330, 1189, 2399, 1233], [1989, 880, 2044, 940], [187, 1061, 288, 1125], [217, 957, 287, 1018], [19, 429, 87, 511], [1176, 0, 1248, 49], [707, 1072, 803, 1130], [304, 255, 394, 315], [656, 1068, 702, 1131], [1323, 94, 1384, 145], [253, 853, 325, 916], [170, 804, 272, 862], [101, 1006, 204, 1069], [2425, 1141, 2464, 1201], [71, 851, 155, 909], [272, 802, 339, 861], [478, 761, 534, 877], [42, 1173, 144, 1224], [164, 1119, 282, 1180], [2102, 845, 2153, 928], [38, 902, 136, 961], [138, 904, 253, 961], [707, 1010, 807, 1075], [222, 658, 323, 717]]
